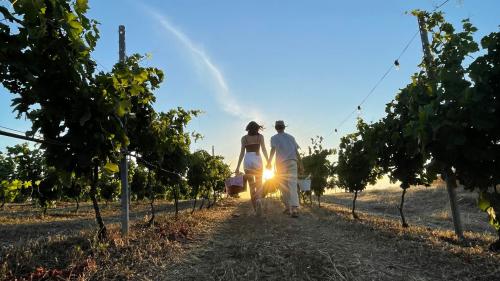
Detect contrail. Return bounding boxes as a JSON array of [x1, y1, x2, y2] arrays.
[[145, 8, 261, 121]]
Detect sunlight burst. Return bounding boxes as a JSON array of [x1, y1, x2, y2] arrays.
[[263, 169, 275, 181]]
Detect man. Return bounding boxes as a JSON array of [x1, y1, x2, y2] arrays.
[[267, 120, 300, 217]]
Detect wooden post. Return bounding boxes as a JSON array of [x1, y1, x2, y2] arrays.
[[417, 14, 464, 240], [444, 168, 464, 240], [417, 15, 435, 80], [119, 25, 130, 237]]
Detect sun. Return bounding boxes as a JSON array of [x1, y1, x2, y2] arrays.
[[263, 169, 275, 181]]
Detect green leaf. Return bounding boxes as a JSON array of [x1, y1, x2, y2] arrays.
[[134, 70, 148, 84], [104, 162, 119, 173], [84, 32, 96, 48], [478, 192, 491, 212], [487, 207, 497, 221], [122, 133, 130, 147], [76, 0, 89, 14], [116, 100, 130, 117], [66, 12, 83, 35], [129, 84, 142, 96]]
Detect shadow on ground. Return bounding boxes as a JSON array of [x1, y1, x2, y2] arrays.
[[0, 200, 196, 247], [321, 187, 491, 234]]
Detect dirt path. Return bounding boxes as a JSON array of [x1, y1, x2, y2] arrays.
[[160, 198, 499, 281]]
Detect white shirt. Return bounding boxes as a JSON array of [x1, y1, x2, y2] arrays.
[[271, 132, 299, 164]]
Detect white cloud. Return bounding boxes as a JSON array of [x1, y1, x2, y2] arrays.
[[145, 8, 262, 121]]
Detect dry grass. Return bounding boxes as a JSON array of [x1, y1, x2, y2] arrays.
[[159, 199, 500, 281], [0, 200, 196, 248], [325, 185, 493, 234], [431, 209, 451, 221], [0, 201, 170, 225], [1, 191, 499, 281], [0, 199, 237, 280]]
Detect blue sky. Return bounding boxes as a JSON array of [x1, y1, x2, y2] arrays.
[[1, 0, 500, 168]]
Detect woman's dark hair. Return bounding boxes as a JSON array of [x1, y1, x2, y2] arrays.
[[246, 121, 263, 136]]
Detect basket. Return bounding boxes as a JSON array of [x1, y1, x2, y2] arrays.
[[225, 174, 245, 196], [298, 178, 311, 191]]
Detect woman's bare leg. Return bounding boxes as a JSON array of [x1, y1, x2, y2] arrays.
[[255, 173, 263, 200], [245, 170, 257, 211], [250, 177, 257, 210], [255, 172, 264, 215]]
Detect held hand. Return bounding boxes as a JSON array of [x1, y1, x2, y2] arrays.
[[298, 161, 305, 175], [298, 166, 305, 176], [266, 163, 272, 170], [235, 168, 240, 175]]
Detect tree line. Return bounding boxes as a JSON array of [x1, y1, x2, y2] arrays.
[[0, 142, 230, 212]]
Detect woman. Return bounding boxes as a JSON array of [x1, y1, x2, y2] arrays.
[[235, 121, 269, 213]]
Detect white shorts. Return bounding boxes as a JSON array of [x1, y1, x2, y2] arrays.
[[244, 152, 262, 171]]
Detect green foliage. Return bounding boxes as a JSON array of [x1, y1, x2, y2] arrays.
[[0, 179, 22, 206], [60, 53, 164, 177], [0, 0, 99, 172], [455, 30, 500, 190], [37, 167, 63, 213], [63, 176, 87, 205], [336, 119, 382, 219], [187, 150, 231, 205], [301, 136, 335, 204], [0, 152, 14, 180], [331, 11, 500, 239], [478, 192, 500, 232], [155, 109, 200, 188], [187, 150, 213, 199], [373, 94, 436, 226], [131, 164, 148, 200], [377, 91, 436, 190], [0, 0, 167, 236], [0, 152, 15, 205], [99, 173, 120, 203], [209, 155, 231, 198], [407, 12, 481, 177], [337, 119, 380, 194], [404, 12, 500, 239], [0, 0, 164, 176], [6, 143, 45, 201], [0, 0, 226, 235], [399, 12, 500, 191]]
